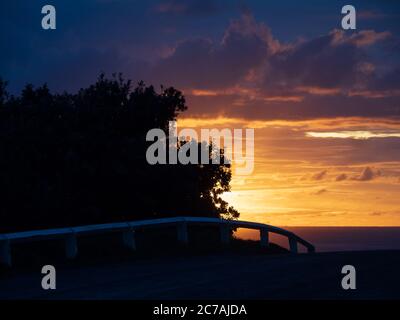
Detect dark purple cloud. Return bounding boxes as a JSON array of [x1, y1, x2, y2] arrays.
[[150, 13, 277, 90], [154, 14, 399, 120], [150, 13, 397, 98]]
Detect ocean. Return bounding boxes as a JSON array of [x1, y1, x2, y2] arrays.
[[236, 227, 400, 253]]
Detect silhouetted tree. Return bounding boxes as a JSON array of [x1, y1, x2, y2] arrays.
[[0, 74, 239, 232]]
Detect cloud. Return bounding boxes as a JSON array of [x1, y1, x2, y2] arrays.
[[335, 173, 348, 181], [312, 188, 328, 195], [262, 29, 392, 95], [331, 29, 391, 48], [161, 14, 399, 120], [311, 170, 327, 181], [263, 30, 362, 92], [151, 13, 280, 90], [352, 167, 381, 181], [295, 86, 341, 96], [306, 131, 400, 140], [373, 68, 400, 91], [358, 10, 387, 20]]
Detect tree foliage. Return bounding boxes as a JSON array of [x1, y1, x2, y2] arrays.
[[0, 75, 239, 232]]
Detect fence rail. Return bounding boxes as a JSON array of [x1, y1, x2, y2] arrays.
[[0, 217, 315, 267]]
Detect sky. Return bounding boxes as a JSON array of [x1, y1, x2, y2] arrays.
[[1, 0, 400, 226]]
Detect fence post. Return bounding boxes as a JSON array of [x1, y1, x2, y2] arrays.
[[122, 230, 136, 250], [177, 222, 189, 245], [0, 240, 11, 267], [307, 245, 315, 254], [65, 234, 78, 259], [260, 228, 269, 247], [220, 223, 230, 245], [289, 236, 298, 254]]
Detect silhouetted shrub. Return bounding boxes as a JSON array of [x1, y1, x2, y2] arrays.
[[0, 75, 238, 233]]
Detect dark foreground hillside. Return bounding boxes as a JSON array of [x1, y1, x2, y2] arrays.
[[1, 250, 399, 299]]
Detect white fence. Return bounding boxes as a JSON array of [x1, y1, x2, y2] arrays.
[[0, 216, 315, 267]]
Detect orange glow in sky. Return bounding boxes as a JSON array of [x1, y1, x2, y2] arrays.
[[178, 116, 400, 226]]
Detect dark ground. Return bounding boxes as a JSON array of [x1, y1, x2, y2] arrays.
[[1, 250, 399, 299]]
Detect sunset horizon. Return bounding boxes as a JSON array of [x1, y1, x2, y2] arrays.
[[2, 0, 400, 305]]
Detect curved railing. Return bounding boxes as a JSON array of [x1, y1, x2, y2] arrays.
[[0, 217, 315, 267]]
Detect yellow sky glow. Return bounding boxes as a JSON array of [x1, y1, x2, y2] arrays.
[[178, 116, 400, 226]]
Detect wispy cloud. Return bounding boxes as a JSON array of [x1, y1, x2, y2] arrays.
[[311, 170, 328, 181], [306, 131, 400, 140], [311, 188, 328, 195], [358, 10, 387, 20]]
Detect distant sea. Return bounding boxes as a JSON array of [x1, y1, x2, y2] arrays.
[[236, 227, 400, 253]]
